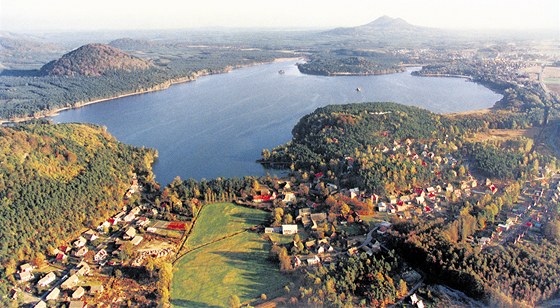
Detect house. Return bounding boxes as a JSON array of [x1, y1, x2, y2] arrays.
[[18, 263, 34, 282], [37, 272, 56, 287], [282, 192, 297, 204], [20, 263, 34, 273], [377, 202, 388, 212], [18, 271, 34, 282], [68, 300, 88, 308], [74, 246, 88, 258], [56, 253, 68, 262], [94, 249, 108, 262], [417, 300, 425, 308], [72, 286, 85, 299], [61, 274, 80, 289], [136, 217, 150, 227], [487, 184, 498, 194], [58, 246, 72, 254], [97, 221, 111, 232], [34, 301, 47, 308], [46, 287, 60, 301], [131, 235, 144, 246], [253, 192, 277, 203], [415, 196, 425, 205], [82, 230, 97, 242], [264, 227, 275, 234], [307, 255, 320, 266], [76, 261, 90, 276], [123, 227, 137, 240], [293, 256, 302, 268], [282, 224, 298, 235], [410, 293, 418, 305], [347, 187, 360, 199], [90, 285, 104, 294], [73, 237, 87, 248]]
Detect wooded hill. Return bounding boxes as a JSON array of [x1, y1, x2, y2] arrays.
[[40, 44, 152, 77], [0, 122, 156, 301]]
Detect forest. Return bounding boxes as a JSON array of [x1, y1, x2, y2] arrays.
[[0, 48, 288, 120], [297, 50, 404, 76], [0, 122, 156, 303]]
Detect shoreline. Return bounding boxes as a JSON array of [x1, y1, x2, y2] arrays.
[[0, 57, 301, 125]]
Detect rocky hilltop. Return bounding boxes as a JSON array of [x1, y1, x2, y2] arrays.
[[40, 43, 152, 77]]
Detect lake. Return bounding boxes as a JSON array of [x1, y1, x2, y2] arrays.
[[52, 60, 502, 185]]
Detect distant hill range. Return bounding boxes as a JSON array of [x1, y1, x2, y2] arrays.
[[109, 38, 157, 51], [322, 15, 443, 42], [40, 43, 152, 77]]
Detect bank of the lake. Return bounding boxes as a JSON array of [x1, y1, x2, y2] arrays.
[[1, 58, 301, 125], [53, 60, 502, 185]]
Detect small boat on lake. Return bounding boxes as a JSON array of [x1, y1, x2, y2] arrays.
[[278, 70, 285, 75], [356, 87, 361, 92]]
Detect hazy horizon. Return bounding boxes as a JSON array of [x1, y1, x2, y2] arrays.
[[1, 0, 558, 33]]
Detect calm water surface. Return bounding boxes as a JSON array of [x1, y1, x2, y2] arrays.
[[53, 60, 502, 185]]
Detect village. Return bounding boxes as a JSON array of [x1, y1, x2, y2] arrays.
[[10, 174, 183, 307], [8, 133, 560, 308]]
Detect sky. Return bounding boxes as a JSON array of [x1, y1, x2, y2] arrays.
[[1, 0, 558, 32]]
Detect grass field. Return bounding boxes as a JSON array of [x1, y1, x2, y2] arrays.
[[171, 203, 289, 307]]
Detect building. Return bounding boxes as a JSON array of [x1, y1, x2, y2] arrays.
[[68, 300, 88, 308], [131, 235, 144, 246], [282, 192, 297, 204], [307, 255, 320, 266], [61, 274, 79, 289], [74, 246, 88, 258], [72, 286, 85, 299], [123, 227, 137, 240], [76, 261, 90, 276], [82, 230, 97, 242], [281, 224, 298, 235], [37, 272, 56, 287], [34, 301, 47, 308], [94, 249, 108, 262], [377, 202, 388, 212], [46, 287, 60, 301], [73, 236, 87, 248], [18, 263, 34, 282]]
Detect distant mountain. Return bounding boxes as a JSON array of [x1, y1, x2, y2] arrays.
[[323, 15, 437, 38], [40, 43, 152, 77], [0, 36, 62, 53], [108, 38, 157, 51]]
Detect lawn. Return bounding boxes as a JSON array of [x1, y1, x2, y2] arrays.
[[185, 202, 269, 248], [171, 203, 289, 307]]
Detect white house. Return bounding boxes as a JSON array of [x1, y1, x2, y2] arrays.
[[37, 272, 56, 287], [282, 224, 298, 235], [73, 236, 87, 248], [94, 249, 108, 262], [46, 287, 60, 301]]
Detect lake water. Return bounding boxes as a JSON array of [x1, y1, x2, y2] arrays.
[[53, 60, 502, 185]]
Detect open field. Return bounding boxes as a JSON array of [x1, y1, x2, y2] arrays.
[[543, 66, 560, 95], [185, 203, 269, 249], [466, 127, 539, 143], [171, 203, 289, 307]]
